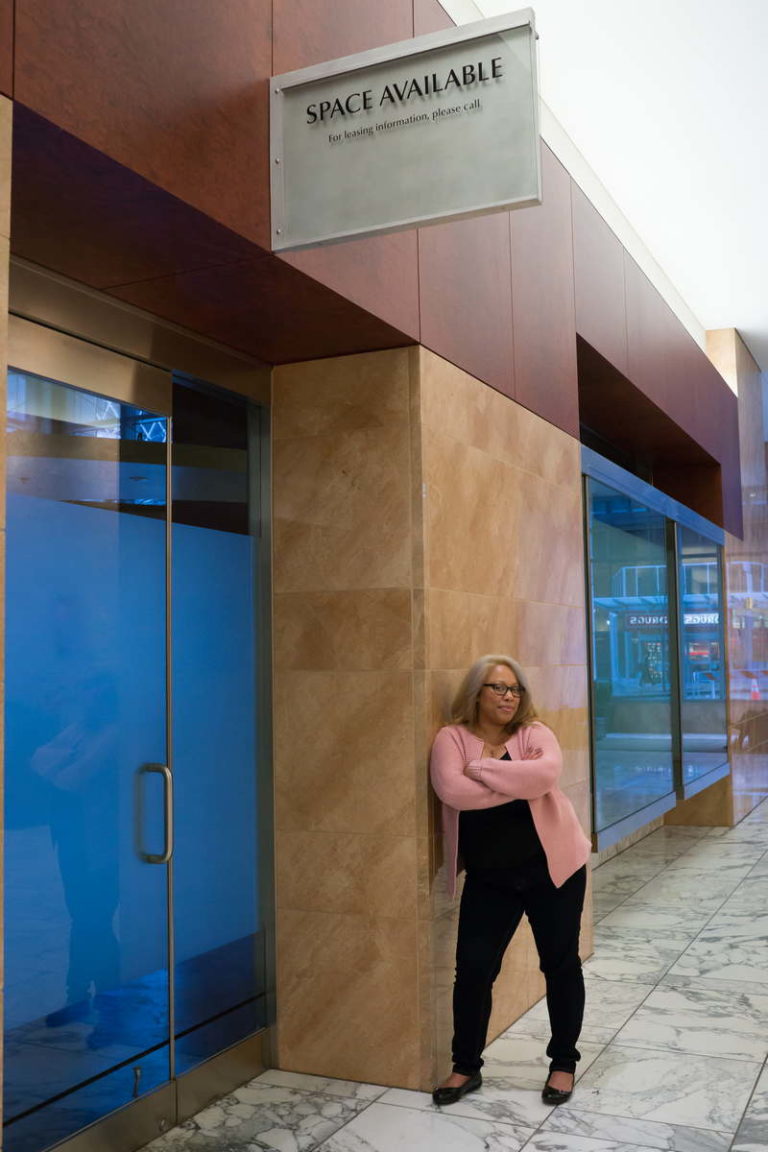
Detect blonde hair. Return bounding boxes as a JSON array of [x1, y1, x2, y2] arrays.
[[450, 654, 538, 734]]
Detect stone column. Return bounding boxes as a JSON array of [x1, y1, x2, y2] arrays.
[[271, 345, 593, 1091]]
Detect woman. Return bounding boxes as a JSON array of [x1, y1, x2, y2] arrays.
[[430, 655, 591, 1108]]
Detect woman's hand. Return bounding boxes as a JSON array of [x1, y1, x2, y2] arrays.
[[522, 745, 543, 760]]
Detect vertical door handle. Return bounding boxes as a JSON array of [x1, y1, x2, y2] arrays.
[[135, 763, 174, 863]]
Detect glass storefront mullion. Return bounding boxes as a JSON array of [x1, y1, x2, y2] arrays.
[[676, 523, 728, 796]]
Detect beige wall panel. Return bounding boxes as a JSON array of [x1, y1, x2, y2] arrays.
[[273, 422, 413, 593], [420, 348, 580, 490], [276, 908, 421, 1087], [419, 349, 591, 1083], [272, 347, 426, 1085], [274, 670, 417, 837], [274, 589, 412, 671], [276, 831, 418, 919], [664, 775, 734, 827], [273, 349, 411, 440]]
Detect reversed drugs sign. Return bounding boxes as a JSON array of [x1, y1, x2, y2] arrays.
[[270, 10, 540, 251]]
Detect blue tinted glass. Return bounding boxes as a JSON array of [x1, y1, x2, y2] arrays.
[[171, 382, 263, 1072], [4, 372, 170, 1150], [588, 478, 675, 832], [678, 525, 727, 785]]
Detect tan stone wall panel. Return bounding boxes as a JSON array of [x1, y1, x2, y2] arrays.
[[418, 348, 592, 1069], [276, 908, 421, 1087], [273, 423, 413, 593], [274, 670, 417, 836], [274, 589, 413, 671], [276, 831, 418, 919], [272, 344, 592, 1089], [273, 349, 411, 440]]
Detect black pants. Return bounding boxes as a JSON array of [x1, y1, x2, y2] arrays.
[[452, 858, 587, 1077]]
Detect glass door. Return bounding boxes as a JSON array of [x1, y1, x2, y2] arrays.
[[170, 380, 268, 1078], [3, 352, 174, 1151], [3, 314, 272, 1152]]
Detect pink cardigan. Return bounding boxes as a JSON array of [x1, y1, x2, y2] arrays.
[[430, 722, 591, 896]]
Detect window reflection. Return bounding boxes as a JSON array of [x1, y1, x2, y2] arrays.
[[678, 526, 727, 785], [588, 479, 675, 833]]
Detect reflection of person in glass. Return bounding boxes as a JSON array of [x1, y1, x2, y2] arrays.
[[430, 656, 591, 1108], [32, 670, 119, 1029]]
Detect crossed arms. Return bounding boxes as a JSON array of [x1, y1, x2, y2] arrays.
[[429, 724, 562, 811]]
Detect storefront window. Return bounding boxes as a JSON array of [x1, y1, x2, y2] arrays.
[[585, 455, 729, 845], [587, 478, 676, 834], [678, 525, 727, 785]]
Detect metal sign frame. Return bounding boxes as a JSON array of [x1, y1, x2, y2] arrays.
[[270, 9, 540, 252]]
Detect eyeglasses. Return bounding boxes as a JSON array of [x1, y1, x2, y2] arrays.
[[482, 682, 523, 698]]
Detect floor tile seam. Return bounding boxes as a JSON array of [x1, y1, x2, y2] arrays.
[[595, 1040, 763, 1069], [609, 1035, 768, 1063], [326, 1094, 542, 1137], [521, 995, 663, 1143], [253, 1080, 388, 1107], [682, 855, 768, 950], [540, 1108, 735, 1151], [312, 1092, 387, 1150], [661, 975, 768, 1000], [591, 868, 670, 896], [613, 878, 756, 943], [591, 925, 699, 945], [727, 1050, 768, 1152]]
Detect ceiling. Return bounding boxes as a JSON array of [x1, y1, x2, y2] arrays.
[[441, 0, 768, 374]]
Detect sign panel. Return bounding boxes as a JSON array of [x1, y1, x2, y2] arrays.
[[626, 613, 720, 628], [270, 10, 540, 251]]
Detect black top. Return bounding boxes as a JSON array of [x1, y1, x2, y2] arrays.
[[459, 752, 546, 870]]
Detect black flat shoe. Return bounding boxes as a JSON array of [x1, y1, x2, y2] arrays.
[[541, 1075, 573, 1105], [432, 1072, 482, 1106]]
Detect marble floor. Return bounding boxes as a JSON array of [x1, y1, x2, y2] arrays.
[[141, 799, 768, 1152]]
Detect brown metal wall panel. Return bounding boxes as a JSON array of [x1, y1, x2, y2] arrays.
[[572, 182, 628, 377], [510, 144, 578, 436], [626, 252, 710, 452], [11, 106, 258, 288], [700, 361, 743, 536], [11, 108, 415, 365], [274, 0, 420, 341], [109, 258, 413, 364], [0, 0, 12, 96], [625, 253, 672, 416], [418, 212, 515, 398], [14, 0, 272, 247], [272, 0, 413, 72], [653, 463, 725, 529], [281, 236, 420, 341]]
